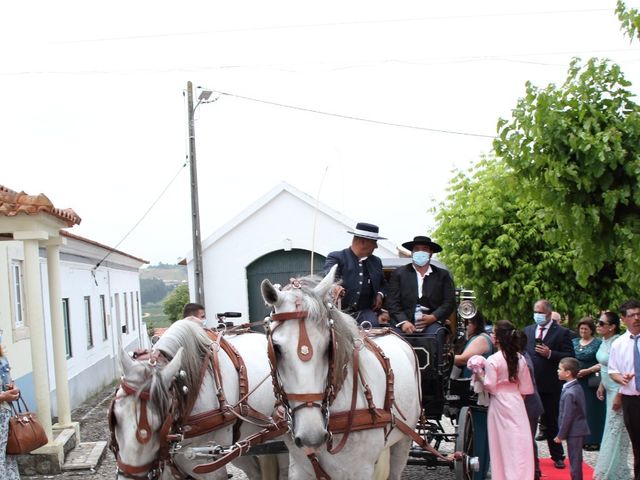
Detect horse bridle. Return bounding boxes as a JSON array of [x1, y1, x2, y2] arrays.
[[109, 349, 182, 480]]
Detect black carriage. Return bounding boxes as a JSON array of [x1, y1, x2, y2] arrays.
[[382, 259, 486, 479]]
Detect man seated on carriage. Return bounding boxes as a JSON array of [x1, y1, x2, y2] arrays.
[[322, 222, 389, 326], [386, 235, 455, 365]]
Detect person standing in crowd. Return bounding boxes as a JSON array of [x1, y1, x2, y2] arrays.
[[594, 311, 632, 479], [323, 222, 387, 326], [573, 317, 605, 450], [479, 320, 534, 480], [554, 357, 590, 480], [0, 332, 21, 479], [524, 299, 575, 469], [518, 333, 544, 480], [453, 311, 494, 480], [608, 298, 640, 479]]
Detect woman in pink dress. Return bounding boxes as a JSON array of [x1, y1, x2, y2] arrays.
[[481, 320, 535, 480]]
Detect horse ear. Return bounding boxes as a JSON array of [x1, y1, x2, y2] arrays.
[[261, 278, 282, 306], [160, 347, 183, 387], [120, 348, 135, 375], [315, 264, 337, 299]]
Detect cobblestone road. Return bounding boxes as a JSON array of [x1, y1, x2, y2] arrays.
[[21, 382, 625, 479]]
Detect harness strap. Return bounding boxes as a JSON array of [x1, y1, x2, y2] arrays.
[[327, 345, 360, 454], [393, 417, 451, 463], [307, 452, 331, 480], [191, 414, 289, 475]]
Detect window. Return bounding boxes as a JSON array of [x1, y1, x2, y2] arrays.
[[135, 292, 141, 329], [85, 296, 94, 349], [62, 298, 72, 358], [11, 261, 25, 327], [100, 295, 108, 341], [130, 292, 136, 331], [123, 293, 129, 334]]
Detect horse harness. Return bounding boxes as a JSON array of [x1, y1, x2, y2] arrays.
[[108, 330, 273, 479], [264, 283, 430, 480]]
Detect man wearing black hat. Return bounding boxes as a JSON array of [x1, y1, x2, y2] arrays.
[[323, 222, 387, 326], [387, 235, 455, 336]]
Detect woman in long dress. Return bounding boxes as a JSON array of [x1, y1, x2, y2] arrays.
[[572, 317, 605, 449], [480, 320, 535, 480], [0, 334, 21, 480], [593, 311, 632, 479]]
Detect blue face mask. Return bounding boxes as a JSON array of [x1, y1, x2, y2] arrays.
[[533, 313, 548, 325], [412, 251, 431, 267]]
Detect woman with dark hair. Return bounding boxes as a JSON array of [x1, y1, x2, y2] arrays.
[[0, 333, 21, 479], [453, 312, 494, 480], [593, 311, 632, 479], [454, 311, 494, 376], [479, 320, 534, 480], [573, 317, 605, 450]]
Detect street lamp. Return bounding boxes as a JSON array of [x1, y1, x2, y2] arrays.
[[186, 81, 214, 307]]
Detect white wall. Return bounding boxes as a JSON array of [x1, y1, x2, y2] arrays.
[[195, 189, 398, 320]]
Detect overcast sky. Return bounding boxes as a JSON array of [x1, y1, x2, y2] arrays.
[[2, 0, 640, 264]]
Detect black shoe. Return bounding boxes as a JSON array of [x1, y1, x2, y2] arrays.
[[535, 433, 545, 441], [553, 459, 566, 469]]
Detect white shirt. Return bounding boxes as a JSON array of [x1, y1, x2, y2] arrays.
[[413, 264, 432, 297], [536, 323, 551, 341], [608, 330, 640, 396], [562, 379, 578, 390]]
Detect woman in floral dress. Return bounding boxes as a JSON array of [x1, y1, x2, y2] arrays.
[[0, 331, 21, 480]]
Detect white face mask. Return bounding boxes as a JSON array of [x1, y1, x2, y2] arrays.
[[412, 251, 431, 267]]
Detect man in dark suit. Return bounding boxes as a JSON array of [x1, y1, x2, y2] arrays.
[[323, 222, 387, 326], [524, 299, 575, 469], [386, 235, 455, 336]]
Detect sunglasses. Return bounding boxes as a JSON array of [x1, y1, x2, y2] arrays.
[[597, 321, 610, 327]]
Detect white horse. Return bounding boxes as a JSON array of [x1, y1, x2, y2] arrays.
[[261, 265, 422, 480], [110, 319, 287, 479]]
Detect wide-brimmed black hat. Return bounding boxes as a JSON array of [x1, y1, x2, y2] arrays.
[[402, 235, 442, 253], [347, 222, 387, 240]]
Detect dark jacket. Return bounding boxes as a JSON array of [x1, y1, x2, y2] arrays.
[[323, 248, 385, 312], [557, 380, 590, 439], [524, 322, 575, 393], [386, 263, 455, 326]]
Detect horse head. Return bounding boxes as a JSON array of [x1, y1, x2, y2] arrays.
[[111, 345, 184, 479], [261, 265, 357, 450]]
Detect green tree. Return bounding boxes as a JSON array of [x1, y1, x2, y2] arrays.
[[435, 157, 604, 326], [494, 58, 640, 294], [162, 284, 190, 322], [617, 0, 640, 41]]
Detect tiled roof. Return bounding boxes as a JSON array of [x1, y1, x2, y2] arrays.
[[60, 230, 148, 264], [0, 185, 81, 226]]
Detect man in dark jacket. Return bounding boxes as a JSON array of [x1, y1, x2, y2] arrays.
[[386, 235, 455, 334], [323, 222, 387, 326], [524, 298, 575, 469]]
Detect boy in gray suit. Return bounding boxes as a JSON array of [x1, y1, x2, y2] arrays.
[[554, 357, 590, 480]]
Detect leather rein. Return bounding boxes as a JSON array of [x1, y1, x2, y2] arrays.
[[108, 330, 272, 479]]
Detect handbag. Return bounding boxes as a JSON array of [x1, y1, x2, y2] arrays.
[[6, 395, 48, 455], [587, 371, 601, 389]]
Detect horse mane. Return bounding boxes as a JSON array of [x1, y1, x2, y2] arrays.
[[290, 274, 359, 392], [149, 319, 213, 420]]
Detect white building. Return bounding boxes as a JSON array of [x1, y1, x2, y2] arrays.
[[0, 185, 147, 449], [186, 182, 402, 322]]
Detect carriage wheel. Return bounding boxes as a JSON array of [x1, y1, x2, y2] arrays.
[[454, 406, 475, 480]]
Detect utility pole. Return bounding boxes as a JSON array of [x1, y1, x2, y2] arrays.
[[187, 81, 205, 307]]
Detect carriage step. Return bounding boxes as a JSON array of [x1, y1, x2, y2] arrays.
[[62, 441, 107, 471]]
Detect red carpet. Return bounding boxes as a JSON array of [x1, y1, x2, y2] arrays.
[[539, 458, 594, 479]]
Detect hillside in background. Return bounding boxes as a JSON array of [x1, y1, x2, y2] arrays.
[[140, 263, 187, 283]]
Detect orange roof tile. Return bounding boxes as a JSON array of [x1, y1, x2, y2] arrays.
[[0, 185, 81, 226]]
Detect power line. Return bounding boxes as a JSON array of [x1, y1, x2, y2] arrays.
[[213, 89, 495, 138], [53, 8, 610, 44], [94, 161, 187, 270]]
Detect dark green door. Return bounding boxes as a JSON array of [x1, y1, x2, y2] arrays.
[[246, 249, 326, 325]]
